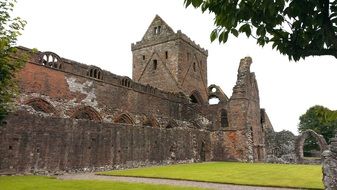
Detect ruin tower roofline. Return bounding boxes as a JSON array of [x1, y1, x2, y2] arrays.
[[131, 15, 208, 56], [14, 46, 190, 104]]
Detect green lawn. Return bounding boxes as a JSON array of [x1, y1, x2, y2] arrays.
[[99, 162, 324, 189], [0, 175, 206, 190]]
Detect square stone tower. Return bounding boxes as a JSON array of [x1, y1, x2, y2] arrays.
[[131, 15, 209, 103]]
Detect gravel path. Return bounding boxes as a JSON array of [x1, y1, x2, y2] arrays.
[[58, 173, 301, 190]]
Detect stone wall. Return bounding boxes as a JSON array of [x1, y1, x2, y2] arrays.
[[265, 130, 297, 163], [227, 57, 265, 162], [265, 129, 328, 164], [17, 49, 203, 127], [0, 16, 276, 172], [322, 134, 337, 189], [0, 111, 210, 174]]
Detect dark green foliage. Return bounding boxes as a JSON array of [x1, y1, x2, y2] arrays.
[[299, 105, 337, 153], [184, 0, 337, 61], [0, 0, 26, 121]]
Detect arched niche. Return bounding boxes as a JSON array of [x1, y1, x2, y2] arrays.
[[25, 98, 56, 114], [71, 106, 102, 121], [114, 112, 135, 125]]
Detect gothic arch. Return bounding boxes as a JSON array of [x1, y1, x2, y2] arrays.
[[120, 77, 132, 88], [25, 98, 56, 114], [207, 84, 228, 104], [189, 90, 204, 104], [71, 106, 102, 121], [87, 66, 103, 80], [39, 51, 63, 69], [295, 129, 328, 161], [114, 112, 135, 125]]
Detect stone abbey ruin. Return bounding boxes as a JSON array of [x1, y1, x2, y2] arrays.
[[0, 15, 331, 174]]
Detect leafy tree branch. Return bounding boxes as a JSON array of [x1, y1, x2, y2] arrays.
[[0, 0, 26, 121], [184, 0, 337, 61]]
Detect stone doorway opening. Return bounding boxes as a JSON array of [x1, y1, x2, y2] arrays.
[[296, 130, 328, 163]]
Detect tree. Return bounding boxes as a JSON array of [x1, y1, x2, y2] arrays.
[[184, 0, 337, 61], [0, 0, 26, 121], [298, 105, 337, 154]]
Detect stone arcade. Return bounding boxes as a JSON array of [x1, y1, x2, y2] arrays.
[[0, 15, 274, 174]]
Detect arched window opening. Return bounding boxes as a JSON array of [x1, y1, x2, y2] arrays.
[[153, 60, 158, 70], [87, 67, 103, 80], [209, 97, 220, 105], [189, 90, 203, 104], [190, 94, 198, 104], [40, 52, 62, 69], [153, 26, 161, 35], [207, 85, 229, 103], [193, 62, 196, 72], [93, 69, 98, 78], [220, 109, 229, 128], [72, 106, 102, 121], [121, 78, 132, 88]]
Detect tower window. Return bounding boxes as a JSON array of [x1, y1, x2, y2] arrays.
[[154, 26, 161, 35], [142, 55, 145, 60], [165, 51, 168, 59], [153, 60, 157, 70], [193, 62, 196, 72]]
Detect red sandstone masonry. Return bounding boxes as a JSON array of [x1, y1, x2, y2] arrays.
[[0, 112, 210, 173], [0, 16, 273, 174]]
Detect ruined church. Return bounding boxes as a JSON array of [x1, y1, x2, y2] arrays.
[[0, 15, 274, 173]]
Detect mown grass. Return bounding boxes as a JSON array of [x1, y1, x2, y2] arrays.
[[0, 175, 206, 190], [99, 162, 324, 189]]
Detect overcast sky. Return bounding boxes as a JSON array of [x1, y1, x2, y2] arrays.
[[14, 0, 337, 134]]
